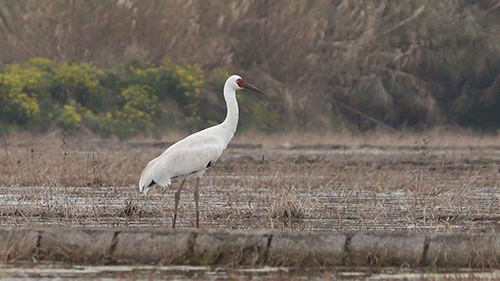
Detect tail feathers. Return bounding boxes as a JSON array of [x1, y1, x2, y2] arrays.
[[139, 177, 154, 195], [138, 174, 172, 195], [138, 156, 173, 195], [139, 157, 159, 195]]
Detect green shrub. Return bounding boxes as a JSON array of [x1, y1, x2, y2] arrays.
[[0, 62, 47, 125], [57, 104, 82, 132], [0, 57, 279, 137], [52, 61, 107, 112]]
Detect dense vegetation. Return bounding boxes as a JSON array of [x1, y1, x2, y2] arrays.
[[1, 0, 500, 135], [0, 58, 275, 138]]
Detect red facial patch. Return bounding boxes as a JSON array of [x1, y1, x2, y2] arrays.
[[236, 78, 245, 88]]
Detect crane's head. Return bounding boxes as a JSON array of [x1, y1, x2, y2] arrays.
[[226, 75, 265, 96]]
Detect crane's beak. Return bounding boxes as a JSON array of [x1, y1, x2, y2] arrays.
[[237, 79, 266, 96]]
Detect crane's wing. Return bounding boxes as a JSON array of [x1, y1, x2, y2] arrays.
[[160, 132, 223, 156], [139, 143, 223, 194]]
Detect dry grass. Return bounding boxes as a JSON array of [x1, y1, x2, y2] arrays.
[[1, 130, 499, 187], [1, 131, 499, 232], [129, 129, 500, 148], [232, 129, 500, 148], [270, 188, 309, 220], [2, 1, 500, 131]]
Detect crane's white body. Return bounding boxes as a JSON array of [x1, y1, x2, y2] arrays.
[[139, 75, 241, 194]]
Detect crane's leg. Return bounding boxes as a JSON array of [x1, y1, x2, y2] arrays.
[[173, 179, 187, 229], [194, 177, 200, 228]]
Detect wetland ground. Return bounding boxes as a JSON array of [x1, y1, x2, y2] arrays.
[[1, 132, 500, 280], [1, 132, 500, 232]]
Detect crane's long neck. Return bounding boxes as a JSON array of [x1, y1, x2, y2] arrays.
[[221, 85, 239, 143]]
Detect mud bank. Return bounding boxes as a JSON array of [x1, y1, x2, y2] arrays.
[[2, 228, 500, 268]]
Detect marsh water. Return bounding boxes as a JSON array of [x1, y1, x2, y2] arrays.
[[3, 263, 500, 280]]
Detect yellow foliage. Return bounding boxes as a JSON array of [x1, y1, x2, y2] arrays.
[[174, 64, 205, 116], [24, 57, 56, 70], [0, 64, 51, 92], [0, 65, 45, 122], [107, 84, 162, 135], [0, 57, 238, 137], [58, 104, 82, 130], [54, 62, 104, 89], [7, 91, 40, 117]]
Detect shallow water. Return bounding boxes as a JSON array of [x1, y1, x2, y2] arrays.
[[2, 263, 500, 280]]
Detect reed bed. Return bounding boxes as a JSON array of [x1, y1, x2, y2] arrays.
[[1, 132, 499, 232]]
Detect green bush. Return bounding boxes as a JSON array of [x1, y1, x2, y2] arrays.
[[0, 57, 273, 138], [52, 61, 106, 112], [57, 104, 82, 131], [0, 61, 48, 125]]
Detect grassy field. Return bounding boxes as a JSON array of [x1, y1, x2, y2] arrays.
[[1, 131, 500, 232]]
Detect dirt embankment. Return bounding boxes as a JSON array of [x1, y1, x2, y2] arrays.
[[2, 228, 500, 268]]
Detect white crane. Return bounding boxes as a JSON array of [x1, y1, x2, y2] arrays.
[[139, 75, 265, 228]]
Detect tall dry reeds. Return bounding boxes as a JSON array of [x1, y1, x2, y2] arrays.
[[1, 1, 500, 131], [1, 130, 499, 231]]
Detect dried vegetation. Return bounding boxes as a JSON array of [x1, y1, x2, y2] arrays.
[[1, 132, 499, 232], [1, 1, 500, 131]]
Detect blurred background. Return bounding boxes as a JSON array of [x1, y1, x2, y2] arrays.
[[1, 0, 500, 139]]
